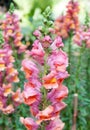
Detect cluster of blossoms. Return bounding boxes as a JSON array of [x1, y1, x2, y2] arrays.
[[73, 26, 90, 48], [1, 12, 26, 54], [20, 28, 69, 130], [54, 0, 80, 39], [0, 9, 25, 114], [0, 44, 22, 114]]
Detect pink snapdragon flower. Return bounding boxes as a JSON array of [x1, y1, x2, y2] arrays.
[[2, 104, 14, 114], [54, 0, 80, 39], [23, 87, 41, 106], [50, 36, 64, 50], [42, 35, 52, 48], [30, 103, 39, 116], [48, 85, 68, 104], [0, 45, 22, 114], [48, 49, 68, 72], [33, 30, 41, 38], [21, 26, 69, 129], [36, 105, 54, 123], [73, 27, 90, 48], [1, 12, 26, 53], [43, 71, 58, 89], [73, 28, 84, 46], [21, 59, 39, 79], [20, 117, 38, 130], [24, 79, 41, 91], [12, 88, 23, 106], [30, 40, 45, 64], [46, 117, 65, 130]]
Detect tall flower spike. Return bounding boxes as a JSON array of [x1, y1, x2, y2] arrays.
[[54, 0, 80, 39], [73, 26, 90, 48], [0, 44, 23, 114], [1, 11, 26, 54], [21, 7, 69, 130]]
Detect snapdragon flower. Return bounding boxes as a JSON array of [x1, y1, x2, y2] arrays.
[[54, 0, 80, 39], [21, 29, 69, 130]]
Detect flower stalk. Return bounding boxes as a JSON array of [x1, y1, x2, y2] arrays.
[[20, 7, 69, 130], [72, 93, 78, 130]]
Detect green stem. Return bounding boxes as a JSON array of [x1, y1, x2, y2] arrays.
[[41, 122, 45, 130], [40, 52, 50, 129], [72, 45, 85, 130], [68, 32, 72, 74], [75, 45, 85, 93], [66, 32, 72, 87], [11, 114, 16, 129], [86, 49, 90, 95], [10, 41, 18, 65], [2, 114, 6, 130]]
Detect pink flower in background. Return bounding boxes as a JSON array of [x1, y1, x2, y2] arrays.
[[0, 45, 21, 113], [73, 27, 90, 48], [0, 44, 22, 114], [83, 29, 90, 48], [2, 104, 14, 114], [73, 29, 84, 46], [0, 58, 5, 71], [0, 49, 7, 71], [0, 36, 21, 113], [1, 12, 26, 53], [12, 88, 23, 105], [54, 0, 80, 39], [3, 84, 12, 97]]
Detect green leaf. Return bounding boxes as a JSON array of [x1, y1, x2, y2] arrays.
[[9, 3, 15, 14]]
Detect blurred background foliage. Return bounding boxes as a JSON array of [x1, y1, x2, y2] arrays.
[[0, 0, 90, 41], [0, 0, 90, 130]]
